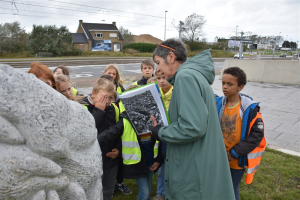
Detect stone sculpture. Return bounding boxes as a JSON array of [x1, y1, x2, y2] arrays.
[[0, 64, 102, 200]]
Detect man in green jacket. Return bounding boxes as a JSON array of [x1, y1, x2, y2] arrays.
[[151, 39, 235, 200]]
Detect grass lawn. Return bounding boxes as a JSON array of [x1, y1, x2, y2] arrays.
[[112, 148, 300, 200]]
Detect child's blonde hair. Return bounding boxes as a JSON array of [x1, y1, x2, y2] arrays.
[[104, 64, 122, 85], [55, 74, 73, 100], [55, 74, 70, 86], [147, 77, 157, 84], [92, 78, 115, 94]]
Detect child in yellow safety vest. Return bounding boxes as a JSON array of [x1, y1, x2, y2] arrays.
[[53, 65, 78, 96], [151, 71, 173, 200], [97, 85, 164, 200], [103, 64, 125, 94], [132, 59, 155, 86]]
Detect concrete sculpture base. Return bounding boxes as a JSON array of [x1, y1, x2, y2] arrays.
[[0, 64, 102, 200]]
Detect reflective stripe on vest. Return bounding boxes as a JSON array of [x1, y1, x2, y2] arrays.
[[247, 151, 265, 159], [122, 141, 140, 148], [122, 153, 140, 161], [247, 164, 260, 174], [121, 118, 142, 165], [154, 141, 159, 158]]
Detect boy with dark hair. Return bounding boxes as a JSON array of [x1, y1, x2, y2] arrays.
[[216, 67, 266, 200], [132, 59, 155, 85]]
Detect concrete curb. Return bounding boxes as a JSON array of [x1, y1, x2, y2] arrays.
[[267, 145, 300, 157]]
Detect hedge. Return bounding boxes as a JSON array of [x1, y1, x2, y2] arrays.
[[123, 43, 157, 53]]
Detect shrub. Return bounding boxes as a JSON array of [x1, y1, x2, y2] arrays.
[[62, 49, 83, 56], [124, 48, 139, 54], [0, 51, 34, 58], [185, 41, 208, 51], [123, 43, 157, 53]]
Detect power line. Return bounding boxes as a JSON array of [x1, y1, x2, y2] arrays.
[[4, 0, 241, 32], [1, 0, 162, 21], [0, 11, 177, 29], [47, 0, 165, 19]]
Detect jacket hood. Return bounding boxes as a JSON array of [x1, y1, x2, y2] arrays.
[[220, 93, 258, 121], [177, 49, 215, 85]]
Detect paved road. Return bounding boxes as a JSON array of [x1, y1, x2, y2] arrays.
[[18, 62, 224, 80]]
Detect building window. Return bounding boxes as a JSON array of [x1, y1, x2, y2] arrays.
[[109, 33, 117, 38], [95, 33, 103, 38]]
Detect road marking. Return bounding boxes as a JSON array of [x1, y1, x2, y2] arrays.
[[124, 70, 142, 74], [71, 74, 93, 78]]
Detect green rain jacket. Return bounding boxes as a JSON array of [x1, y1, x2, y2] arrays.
[[156, 50, 235, 200]]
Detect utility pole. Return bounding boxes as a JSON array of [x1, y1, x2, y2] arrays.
[[296, 41, 298, 57], [179, 21, 183, 40], [235, 26, 238, 52], [272, 37, 276, 59], [239, 31, 244, 60], [164, 11, 168, 40]]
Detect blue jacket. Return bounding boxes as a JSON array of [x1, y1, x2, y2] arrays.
[[216, 94, 265, 168]]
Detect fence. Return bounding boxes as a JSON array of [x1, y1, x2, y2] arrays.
[[36, 52, 52, 57]]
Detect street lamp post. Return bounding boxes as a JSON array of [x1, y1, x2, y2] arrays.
[[164, 11, 168, 40], [235, 26, 238, 52], [277, 32, 281, 56]]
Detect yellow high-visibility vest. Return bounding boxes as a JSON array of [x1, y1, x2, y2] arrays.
[[119, 101, 159, 164], [71, 87, 78, 96]]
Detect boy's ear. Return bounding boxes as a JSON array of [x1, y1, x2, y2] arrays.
[[238, 84, 244, 92]]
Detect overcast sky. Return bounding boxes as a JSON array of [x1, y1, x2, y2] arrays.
[[1, 0, 299, 46]]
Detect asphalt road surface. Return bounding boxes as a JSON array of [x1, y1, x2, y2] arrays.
[[18, 61, 225, 88]]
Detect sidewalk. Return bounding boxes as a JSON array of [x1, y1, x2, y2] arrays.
[[78, 76, 300, 155], [212, 75, 300, 156]]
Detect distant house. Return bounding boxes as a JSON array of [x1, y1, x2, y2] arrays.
[[72, 20, 124, 52]]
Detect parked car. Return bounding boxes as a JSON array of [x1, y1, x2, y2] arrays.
[[234, 53, 243, 59], [279, 53, 287, 57]]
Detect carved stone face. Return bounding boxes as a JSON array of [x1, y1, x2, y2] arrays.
[[0, 64, 102, 200]]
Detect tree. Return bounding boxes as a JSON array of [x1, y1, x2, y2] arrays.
[[0, 21, 28, 53], [181, 13, 206, 42], [118, 26, 135, 47], [282, 40, 290, 48], [27, 25, 72, 56], [290, 42, 297, 49]]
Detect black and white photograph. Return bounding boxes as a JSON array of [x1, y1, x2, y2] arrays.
[[121, 90, 163, 134]]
